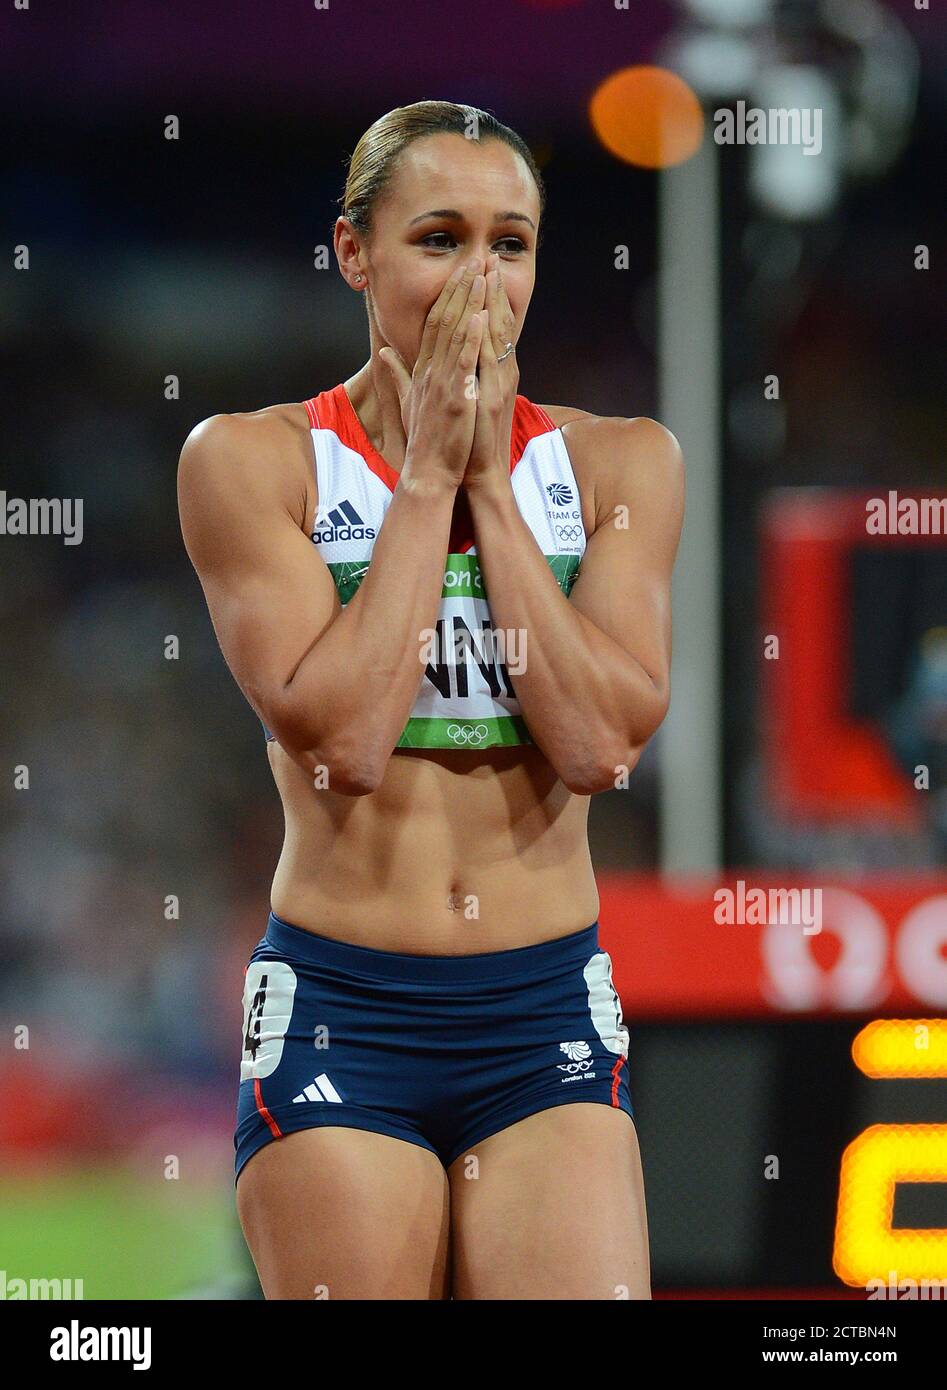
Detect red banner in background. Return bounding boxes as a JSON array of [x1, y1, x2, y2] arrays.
[[760, 489, 942, 827], [597, 873, 947, 1018]]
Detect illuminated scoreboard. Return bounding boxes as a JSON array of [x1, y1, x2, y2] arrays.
[[837, 1019, 947, 1288], [598, 875, 947, 1295]]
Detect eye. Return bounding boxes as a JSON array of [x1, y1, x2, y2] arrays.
[[494, 237, 526, 256], [419, 230, 525, 255]]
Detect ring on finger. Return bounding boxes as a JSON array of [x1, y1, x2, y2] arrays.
[[496, 341, 515, 363]]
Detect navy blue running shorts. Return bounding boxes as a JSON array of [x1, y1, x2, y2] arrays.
[[234, 910, 635, 1183]]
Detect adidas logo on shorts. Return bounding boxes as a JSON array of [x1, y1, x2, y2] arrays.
[[292, 1073, 343, 1104], [312, 499, 377, 543]]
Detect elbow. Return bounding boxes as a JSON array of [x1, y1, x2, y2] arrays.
[[559, 678, 671, 795], [557, 730, 646, 796], [298, 743, 385, 796], [559, 750, 639, 795], [307, 734, 387, 796], [326, 764, 384, 797], [561, 746, 644, 796], [268, 705, 387, 796]]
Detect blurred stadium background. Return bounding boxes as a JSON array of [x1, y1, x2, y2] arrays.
[[1, 0, 944, 1299]]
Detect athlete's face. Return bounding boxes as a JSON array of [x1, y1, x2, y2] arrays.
[[353, 133, 540, 370]]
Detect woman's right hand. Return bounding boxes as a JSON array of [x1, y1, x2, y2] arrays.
[[379, 257, 486, 490]]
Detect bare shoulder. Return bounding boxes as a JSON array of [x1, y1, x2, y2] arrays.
[[179, 401, 310, 471], [536, 402, 596, 429], [539, 405, 684, 528], [177, 402, 315, 561], [540, 403, 682, 468], [178, 401, 313, 508]]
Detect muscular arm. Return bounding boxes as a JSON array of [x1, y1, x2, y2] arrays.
[[177, 412, 456, 794], [465, 415, 685, 794]]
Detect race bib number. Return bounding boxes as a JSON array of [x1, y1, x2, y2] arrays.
[[584, 951, 630, 1057], [240, 960, 298, 1080]]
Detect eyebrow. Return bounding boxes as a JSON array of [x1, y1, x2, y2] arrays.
[[408, 208, 536, 230]]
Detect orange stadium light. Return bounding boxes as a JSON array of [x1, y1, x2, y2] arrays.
[[589, 65, 704, 169]]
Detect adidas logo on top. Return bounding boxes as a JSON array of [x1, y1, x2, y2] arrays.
[[312, 499, 377, 543], [292, 1073, 343, 1104]]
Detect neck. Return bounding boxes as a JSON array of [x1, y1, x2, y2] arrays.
[[343, 323, 408, 472]]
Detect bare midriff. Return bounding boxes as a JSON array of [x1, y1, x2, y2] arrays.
[[267, 740, 599, 955]]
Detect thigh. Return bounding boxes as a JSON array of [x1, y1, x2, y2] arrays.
[[237, 1127, 451, 1300], [448, 1104, 650, 1300]]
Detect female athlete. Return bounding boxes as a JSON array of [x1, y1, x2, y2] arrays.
[[178, 100, 684, 1300]]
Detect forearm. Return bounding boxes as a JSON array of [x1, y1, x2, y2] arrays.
[[282, 474, 456, 786], [467, 479, 667, 790]]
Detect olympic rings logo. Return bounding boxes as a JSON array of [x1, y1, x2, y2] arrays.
[[556, 524, 583, 543], [446, 723, 490, 746], [556, 1059, 594, 1074]]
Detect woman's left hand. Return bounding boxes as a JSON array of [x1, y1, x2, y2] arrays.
[[463, 253, 519, 494]]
